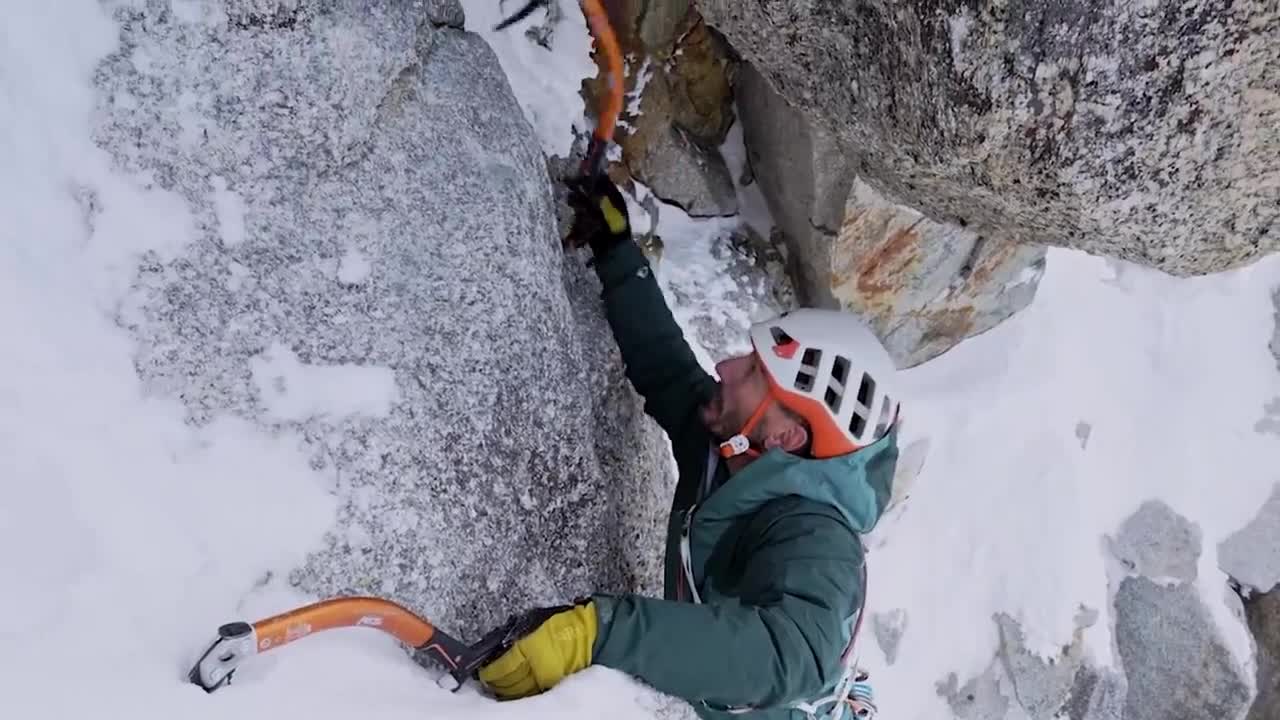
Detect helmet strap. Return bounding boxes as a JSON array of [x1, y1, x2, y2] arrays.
[[718, 393, 775, 459]]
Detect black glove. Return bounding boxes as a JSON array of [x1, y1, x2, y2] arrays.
[[565, 174, 632, 259]]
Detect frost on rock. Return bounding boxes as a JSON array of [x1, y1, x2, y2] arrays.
[[935, 657, 1011, 720], [1220, 484, 1280, 593], [1115, 577, 1252, 720], [657, 220, 796, 364], [936, 609, 1125, 720], [1243, 587, 1280, 720], [93, 0, 674, 641], [994, 610, 1093, 720], [871, 609, 907, 665], [1105, 499, 1203, 584]]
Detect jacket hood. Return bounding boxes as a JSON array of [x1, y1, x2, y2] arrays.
[[694, 426, 901, 534]]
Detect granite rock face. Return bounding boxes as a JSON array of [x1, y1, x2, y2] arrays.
[[1114, 577, 1252, 720], [93, 0, 673, 639], [833, 178, 1045, 368], [698, 0, 1280, 276], [737, 62, 1044, 367], [736, 61, 850, 310]]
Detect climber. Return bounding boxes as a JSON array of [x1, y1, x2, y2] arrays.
[[476, 174, 902, 719]]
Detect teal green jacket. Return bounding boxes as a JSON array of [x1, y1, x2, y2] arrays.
[[586, 240, 899, 718]]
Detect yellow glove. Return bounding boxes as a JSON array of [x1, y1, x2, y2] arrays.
[[477, 601, 598, 699]]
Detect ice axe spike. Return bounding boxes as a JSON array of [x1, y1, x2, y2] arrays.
[[188, 596, 530, 694]]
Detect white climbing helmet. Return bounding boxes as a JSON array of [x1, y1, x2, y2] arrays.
[[746, 308, 901, 459]]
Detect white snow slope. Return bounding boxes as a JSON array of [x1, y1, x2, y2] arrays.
[[3, 3, 1280, 720]]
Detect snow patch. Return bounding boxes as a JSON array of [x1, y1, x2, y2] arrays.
[[948, 11, 974, 69], [463, 1, 596, 158], [863, 249, 1280, 718], [250, 341, 399, 422], [625, 56, 654, 119], [337, 245, 372, 285], [210, 175, 247, 247]]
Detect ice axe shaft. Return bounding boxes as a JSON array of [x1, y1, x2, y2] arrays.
[[495, 0, 623, 180], [188, 596, 529, 694]]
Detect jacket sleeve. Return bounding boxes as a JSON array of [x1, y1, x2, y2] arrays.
[[593, 239, 717, 441], [588, 505, 863, 710]]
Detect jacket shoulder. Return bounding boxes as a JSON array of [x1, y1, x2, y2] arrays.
[[748, 495, 862, 554]]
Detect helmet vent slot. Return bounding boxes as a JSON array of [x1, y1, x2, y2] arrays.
[[770, 326, 795, 345], [825, 356, 851, 413], [794, 348, 822, 392], [873, 396, 894, 438], [831, 356, 850, 385], [855, 372, 876, 408], [849, 410, 867, 438], [848, 372, 876, 438], [824, 386, 841, 412]]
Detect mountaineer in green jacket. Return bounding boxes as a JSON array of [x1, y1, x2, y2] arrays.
[[476, 174, 902, 720]]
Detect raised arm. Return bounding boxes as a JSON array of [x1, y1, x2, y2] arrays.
[[568, 176, 717, 441]]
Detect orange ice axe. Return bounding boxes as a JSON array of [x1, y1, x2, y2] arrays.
[[189, 596, 570, 694]]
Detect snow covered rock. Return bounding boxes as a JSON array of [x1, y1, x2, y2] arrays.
[[1102, 502, 1251, 720], [936, 658, 1011, 720], [1243, 587, 1280, 720], [1106, 499, 1203, 584], [697, 0, 1280, 277], [995, 611, 1091, 720], [1114, 577, 1252, 720], [737, 62, 1045, 367], [651, 210, 796, 364], [1219, 484, 1280, 593], [936, 500, 1254, 720], [938, 610, 1108, 720], [93, 0, 674, 641], [872, 609, 907, 665]]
